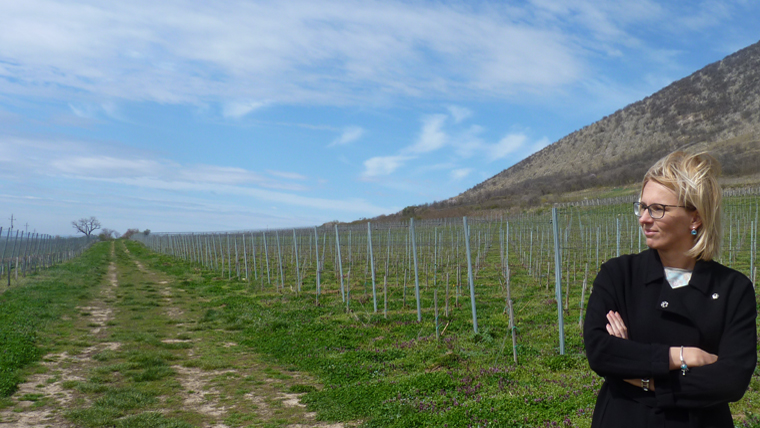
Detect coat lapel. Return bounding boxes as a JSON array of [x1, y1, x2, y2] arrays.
[[642, 250, 703, 322]]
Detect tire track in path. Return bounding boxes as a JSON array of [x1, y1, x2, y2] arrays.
[[1, 240, 352, 427], [0, 242, 120, 427], [117, 240, 350, 427]]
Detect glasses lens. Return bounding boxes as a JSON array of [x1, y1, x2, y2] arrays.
[[649, 204, 665, 219], [633, 202, 642, 216]]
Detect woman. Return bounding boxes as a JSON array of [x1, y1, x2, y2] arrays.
[[583, 151, 757, 427]]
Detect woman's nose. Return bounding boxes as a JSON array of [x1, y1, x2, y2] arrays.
[[638, 209, 652, 224]]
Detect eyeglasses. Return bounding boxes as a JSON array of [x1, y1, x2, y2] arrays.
[[633, 202, 688, 219]]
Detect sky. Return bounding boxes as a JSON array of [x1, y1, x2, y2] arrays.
[[1, 1, 759, 236]]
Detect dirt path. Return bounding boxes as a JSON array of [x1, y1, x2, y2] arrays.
[[0, 241, 347, 428]]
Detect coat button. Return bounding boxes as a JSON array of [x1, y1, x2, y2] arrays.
[[661, 301, 669, 308], [712, 293, 719, 300]]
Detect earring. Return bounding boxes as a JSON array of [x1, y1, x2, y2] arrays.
[[691, 228, 697, 236]]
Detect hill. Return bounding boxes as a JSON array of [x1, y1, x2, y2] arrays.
[[399, 39, 760, 219]]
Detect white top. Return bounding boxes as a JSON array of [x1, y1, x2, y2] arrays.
[[664, 267, 693, 289]]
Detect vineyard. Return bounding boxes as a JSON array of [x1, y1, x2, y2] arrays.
[[0, 229, 93, 286], [126, 192, 760, 427], [1, 192, 759, 427]]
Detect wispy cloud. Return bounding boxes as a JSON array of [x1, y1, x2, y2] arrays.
[[405, 114, 447, 154], [360, 114, 448, 178], [69, 103, 98, 119], [0, 0, 588, 107], [51, 155, 165, 177], [1, 0, 747, 112], [68, 101, 130, 122], [362, 155, 412, 178], [360, 108, 550, 179], [450, 168, 472, 180], [447, 105, 472, 124], [0, 135, 397, 214], [487, 134, 528, 161], [84, 176, 390, 214], [222, 101, 266, 118], [266, 170, 308, 180], [328, 126, 365, 147]]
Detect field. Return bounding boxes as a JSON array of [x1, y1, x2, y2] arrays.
[[1, 196, 760, 427]]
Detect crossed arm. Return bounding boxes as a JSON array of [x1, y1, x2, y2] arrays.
[[605, 310, 718, 391]]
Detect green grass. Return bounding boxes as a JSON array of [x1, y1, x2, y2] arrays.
[[0, 242, 109, 397], [124, 239, 599, 427], [4, 209, 758, 428], [123, 194, 760, 428]]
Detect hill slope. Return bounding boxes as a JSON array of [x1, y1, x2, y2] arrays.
[[443, 39, 760, 210]]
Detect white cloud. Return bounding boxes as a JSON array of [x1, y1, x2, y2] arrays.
[[528, 0, 663, 45], [450, 125, 486, 158], [450, 168, 472, 180], [359, 113, 449, 178], [671, 0, 731, 32], [0, 0, 746, 114], [528, 136, 551, 154], [406, 114, 447, 154], [447, 105, 472, 124], [69, 103, 98, 119], [1, 134, 396, 224], [266, 170, 308, 180], [85, 176, 390, 215], [222, 101, 266, 118], [0, 0, 589, 106], [328, 126, 365, 147], [488, 133, 529, 160], [357, 111, 548, 180], [100, 101, 127, 121], [67, 101, 129, 122], [51, 155, 163, 177], [178, 165, 266, 185], [362, 155, 411, 177]]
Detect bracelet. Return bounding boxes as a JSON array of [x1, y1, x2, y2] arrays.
[[641, 378, 650, 391], [680, 346, 689, 376]]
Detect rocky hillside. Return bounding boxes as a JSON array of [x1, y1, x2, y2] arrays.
[[442, 39, 760, 210]]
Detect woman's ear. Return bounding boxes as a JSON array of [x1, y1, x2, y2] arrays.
[[691, 212, 702, 230]]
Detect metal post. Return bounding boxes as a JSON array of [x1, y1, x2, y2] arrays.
[[314, 227, 320, 301], [368, 222, 377, 313], [552, 207, 566, 355], [616, 217, 620, 257], [276, 230, 284, 291], [335, 224, 344, 301], [410, 218, 421, 322], [463, 216, 479, 334], [294, 229, 301, 293]]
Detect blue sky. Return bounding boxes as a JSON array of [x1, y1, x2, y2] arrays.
[[1, 0, 758, 236]]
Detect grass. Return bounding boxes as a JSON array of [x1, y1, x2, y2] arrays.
[[0, 241, 108, 397], [124, 197, 760, 427], [3, 202, 759, 428], [125, 239, 600, 427]]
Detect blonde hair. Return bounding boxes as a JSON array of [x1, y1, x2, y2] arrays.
[[641, 151, 722, 261]]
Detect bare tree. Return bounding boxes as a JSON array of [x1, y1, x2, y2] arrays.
[[72, 217, 102, 238], [101, 228, 121, 239]]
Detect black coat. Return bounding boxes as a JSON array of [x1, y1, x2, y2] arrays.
[[583, 249, 757, 428]]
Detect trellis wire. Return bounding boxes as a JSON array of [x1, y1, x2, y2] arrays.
[[128, 190, 760, 360]]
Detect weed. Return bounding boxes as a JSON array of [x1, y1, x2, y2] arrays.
[[288, 384, 317, 393], [115, 412, 194, 428], [0, 242, 108, 397]]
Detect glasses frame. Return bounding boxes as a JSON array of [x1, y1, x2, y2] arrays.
[[633, 202, 688, 219]]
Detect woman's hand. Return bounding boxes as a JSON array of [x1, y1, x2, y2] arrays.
[[606, 311, 628, 339], [605, 309, 718, 383], [623, 378, 655, 391], [669, 347, 718, 370], [606, 312, 655, 390]]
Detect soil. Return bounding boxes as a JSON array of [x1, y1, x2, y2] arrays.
[[0, 242, 351, 428]]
